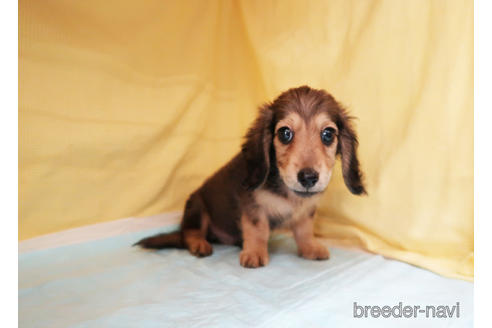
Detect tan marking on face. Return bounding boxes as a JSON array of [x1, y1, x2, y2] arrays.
[[274, 112, 338, 193]]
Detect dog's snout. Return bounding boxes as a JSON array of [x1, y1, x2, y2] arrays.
[[297, 168, 319, 188]]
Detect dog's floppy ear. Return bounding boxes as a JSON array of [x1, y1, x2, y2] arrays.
[[241, 104, 274, 190], [336, 110, 367, 195]]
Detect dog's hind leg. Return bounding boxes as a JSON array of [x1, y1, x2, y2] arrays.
[[181, 193, 213, 257]]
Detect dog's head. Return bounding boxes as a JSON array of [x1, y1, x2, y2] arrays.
[[242, 86, 366, 196]]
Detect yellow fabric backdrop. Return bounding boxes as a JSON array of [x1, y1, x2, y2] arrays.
[[19, 0, 473, 280]]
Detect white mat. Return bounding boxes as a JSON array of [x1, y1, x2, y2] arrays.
[[19, 214, 473, 327]]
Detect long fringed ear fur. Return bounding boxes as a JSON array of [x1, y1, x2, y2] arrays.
[[336, 110, 367, 195], [241, 104, 274, 190]]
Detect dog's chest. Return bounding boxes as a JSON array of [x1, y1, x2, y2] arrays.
[[254, 189, 318, 228]]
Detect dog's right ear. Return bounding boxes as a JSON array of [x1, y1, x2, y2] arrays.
[[241, 104, 274, 190]]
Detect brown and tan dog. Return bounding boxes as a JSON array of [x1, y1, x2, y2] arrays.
[[135, 86, 366, 268]]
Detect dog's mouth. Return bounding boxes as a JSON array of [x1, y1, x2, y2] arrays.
[[292, 190, 320, 198]]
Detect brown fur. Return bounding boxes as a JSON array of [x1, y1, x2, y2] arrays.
[[240, 213, 270, 267], [135, 86, 366, 268]]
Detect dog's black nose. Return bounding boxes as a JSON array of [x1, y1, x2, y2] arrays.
[[297, 168, 319, 188]]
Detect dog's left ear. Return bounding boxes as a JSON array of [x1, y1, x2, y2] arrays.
[[336, 110, 367, 195], [241, 104, 274, 190]]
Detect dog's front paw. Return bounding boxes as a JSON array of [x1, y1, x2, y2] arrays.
[[298, 241, 330, 260], [239, 249, 269, 268]]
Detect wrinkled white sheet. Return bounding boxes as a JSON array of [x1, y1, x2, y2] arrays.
[[19, 224, 473, 327]]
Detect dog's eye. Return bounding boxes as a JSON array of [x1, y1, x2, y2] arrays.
[[277, 126, 294, 144], [321, 127, 336, 145]]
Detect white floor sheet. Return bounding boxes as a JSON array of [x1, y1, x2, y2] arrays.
[[19, 215, 473, 327]]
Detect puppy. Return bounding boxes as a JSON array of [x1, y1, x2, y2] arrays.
[[135, 86, 366, 268]]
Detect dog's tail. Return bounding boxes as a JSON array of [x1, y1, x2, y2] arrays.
[[133, 231, 185, 249]]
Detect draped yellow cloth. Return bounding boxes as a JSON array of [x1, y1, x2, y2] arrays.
[[19, 0, 473, 280]]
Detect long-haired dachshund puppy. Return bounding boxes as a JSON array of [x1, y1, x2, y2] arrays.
[[135, 86, 366, 268]]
